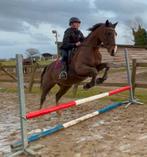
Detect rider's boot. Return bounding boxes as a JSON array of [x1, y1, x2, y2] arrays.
[[59, 62, 68, 80]]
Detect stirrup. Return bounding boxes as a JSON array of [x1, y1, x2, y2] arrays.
[[59, 71, 68, 80]]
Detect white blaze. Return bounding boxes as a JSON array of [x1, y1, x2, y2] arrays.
[[114, 45, 117, 54]]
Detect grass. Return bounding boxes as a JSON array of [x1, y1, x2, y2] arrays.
[[0, 60, 16, 66], [38, 60, 53, 65], [0, 87, 17, 93], [135, 89, 147, 103], [1, 85, 147, 104]]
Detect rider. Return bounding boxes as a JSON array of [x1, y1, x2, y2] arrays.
[[59, 17, 84, 79]]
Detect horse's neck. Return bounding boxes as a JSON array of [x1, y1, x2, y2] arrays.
[[83, 33, 100, 47], [71, 33, 101, 65]]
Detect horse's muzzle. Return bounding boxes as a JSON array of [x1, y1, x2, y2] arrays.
[[111, 45, 117, 56]]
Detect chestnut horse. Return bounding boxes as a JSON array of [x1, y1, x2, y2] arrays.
[[40, 20, 118, 109]]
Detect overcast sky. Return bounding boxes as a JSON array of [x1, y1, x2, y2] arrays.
[[0, 0, 147, 59]]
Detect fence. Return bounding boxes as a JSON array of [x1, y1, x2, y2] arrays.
[[132, 59, 147, 94], [0, 48, 147, 93]]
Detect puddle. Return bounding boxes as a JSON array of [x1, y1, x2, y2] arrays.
[[0, 112, 20, 154], [0, 123, 20, 153]]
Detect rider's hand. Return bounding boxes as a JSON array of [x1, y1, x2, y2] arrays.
[[75, 41, 81, 46]]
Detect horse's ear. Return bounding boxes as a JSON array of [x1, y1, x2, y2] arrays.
[[105, 20, 109, 27], [88, 27, 92, 31], [113, 22, 118, 28]]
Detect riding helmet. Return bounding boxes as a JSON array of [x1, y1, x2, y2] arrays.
[[69, 17, 81, 25]]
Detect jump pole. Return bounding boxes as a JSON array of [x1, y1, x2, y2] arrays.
[[26, 85, 131, 119], [11, 101, 126, 149]]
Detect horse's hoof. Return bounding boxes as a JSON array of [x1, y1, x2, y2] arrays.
[[96, 78, 104, 84], [83, 83, 91, 90]]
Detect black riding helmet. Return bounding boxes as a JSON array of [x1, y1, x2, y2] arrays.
[[69, 17, 81, 25]]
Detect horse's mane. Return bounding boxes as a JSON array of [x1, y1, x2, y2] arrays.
[[88, 23, 104, 32], [84, 23, 104, 40], [88, 21, 114, 32], [85, 21, 114, 39]]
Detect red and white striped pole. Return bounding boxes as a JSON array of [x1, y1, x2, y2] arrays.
[[26, 86, 131, 119]]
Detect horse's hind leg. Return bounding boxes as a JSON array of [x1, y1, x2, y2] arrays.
[[96, 63, 110, 84], [40, 83, 55, 109], [55, 85, 72, 116]]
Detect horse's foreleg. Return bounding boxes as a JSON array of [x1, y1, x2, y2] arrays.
[[75, 65, 98, 90], [83, 67, 97, 89], [96, 63, 110, 84]]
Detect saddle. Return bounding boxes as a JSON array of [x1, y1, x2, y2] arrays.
[[55, 50, 77, 79]]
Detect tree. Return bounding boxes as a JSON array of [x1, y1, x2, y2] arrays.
[[25, 48, 40, 61], [132, 25, 147, 46]]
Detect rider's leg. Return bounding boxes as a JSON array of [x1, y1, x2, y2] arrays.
[[61, 50, 68, 72], [59, 49, 68, 79]]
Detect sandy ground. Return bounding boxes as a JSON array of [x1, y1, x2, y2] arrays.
[[0, 87, 147, 157], [0, 69, 147, 157]]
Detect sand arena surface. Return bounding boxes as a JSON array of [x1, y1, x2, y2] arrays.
[[0, 89, 147, 157]]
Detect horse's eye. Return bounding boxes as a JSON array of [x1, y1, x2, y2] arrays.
[[107, 32, 111, 36]]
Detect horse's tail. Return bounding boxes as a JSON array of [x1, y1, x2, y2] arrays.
[[40, 66, 48, 88]]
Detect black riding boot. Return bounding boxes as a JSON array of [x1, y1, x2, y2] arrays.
[[59, 62, 68, 80]]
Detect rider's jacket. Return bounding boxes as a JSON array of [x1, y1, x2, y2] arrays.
[[61, 27, 84, 50]]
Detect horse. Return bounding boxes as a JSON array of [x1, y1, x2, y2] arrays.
[[40, 20, 118, 111]]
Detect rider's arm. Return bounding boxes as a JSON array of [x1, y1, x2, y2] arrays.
[[62, 29, 76, 49], [79, 31, 85, 42]]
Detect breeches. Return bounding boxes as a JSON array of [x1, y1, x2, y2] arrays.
[[61, 49, 69, 63]]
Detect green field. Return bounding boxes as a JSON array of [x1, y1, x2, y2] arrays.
[[0, 84, 147, 104]]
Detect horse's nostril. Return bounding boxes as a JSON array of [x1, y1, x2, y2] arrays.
[[111, 49, 115, 56]]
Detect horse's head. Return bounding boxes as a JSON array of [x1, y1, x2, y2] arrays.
[[89, 20, 118, 56], [101, 20, 118, 56]]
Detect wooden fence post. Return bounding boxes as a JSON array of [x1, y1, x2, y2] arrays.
[[131, 59, 137, 96], [28, 63, 38, 92]]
